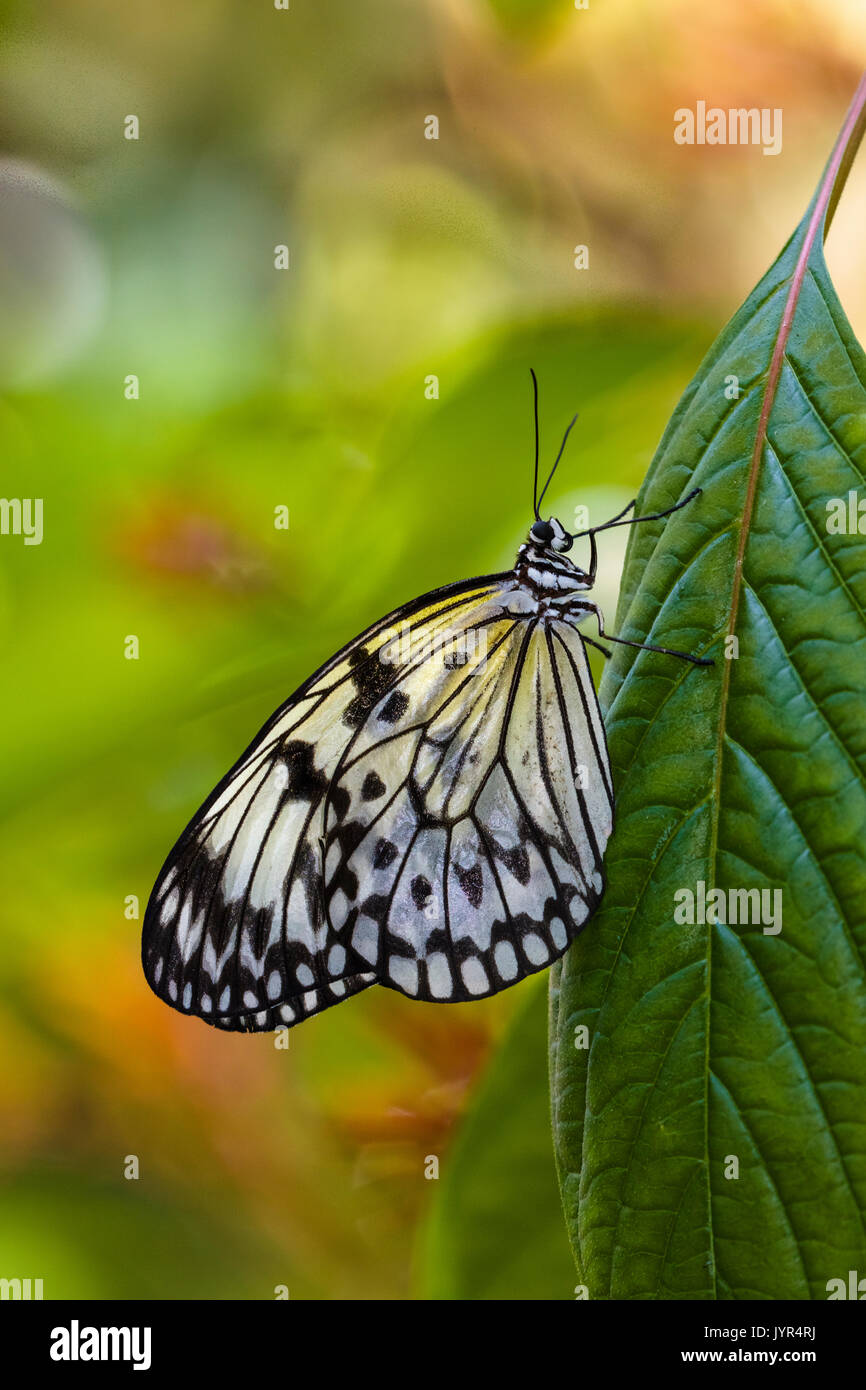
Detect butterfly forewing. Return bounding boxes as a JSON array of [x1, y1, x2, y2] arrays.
[[142, 572, 613, 1031]]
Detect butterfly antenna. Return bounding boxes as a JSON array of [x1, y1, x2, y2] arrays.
[[530, 368, 541, 519], [537, 411, 579, 517]]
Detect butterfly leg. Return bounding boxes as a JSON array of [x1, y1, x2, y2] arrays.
[[600, 630, 713, 666], [599, 498, 638, 526], [580, 489, 702, 584], [596, 610, 712, 666], [583, 502, 637, 583], [581, 632, 613, 659], [575, 599, 712, 666], [613, 487, 701, 530]]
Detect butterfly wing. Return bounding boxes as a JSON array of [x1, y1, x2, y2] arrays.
[[142, 575, 508, 1031], [142, 575, 614, 1031]]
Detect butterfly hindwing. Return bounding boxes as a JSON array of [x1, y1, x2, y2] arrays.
[[322, 614, 614, 1005]]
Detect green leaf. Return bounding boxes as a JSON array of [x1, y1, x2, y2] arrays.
[[415, 981, 575, 1300], [550, 80, 866, 1299]]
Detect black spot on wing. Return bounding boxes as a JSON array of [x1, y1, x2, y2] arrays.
[[343, 646, 394, 729], [410, 874, 432, 909], [359, 892, 390, 924], [281, 740, 328, 802], [373, 838, 398, 870], [379, 690, 409, 724], [361, 771, 386, 800], [497, 844, 530, 885], [453, 862, 483, 908]]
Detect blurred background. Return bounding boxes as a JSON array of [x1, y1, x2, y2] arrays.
[[1, 0, 865, 1300]]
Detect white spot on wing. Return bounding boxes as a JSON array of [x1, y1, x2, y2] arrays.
[[389, 957, 419, 994], [330, 890, 350, 930], [494, 941, 518, 980], [461, 958, 488, 995], [328, 945, 346, 975], [523, 933, 548, 965], [352, 916, 379, 964], [160, 890, 179, 925], [426, 953, 453, 998]]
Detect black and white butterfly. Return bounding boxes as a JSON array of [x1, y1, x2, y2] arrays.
[[142, 374, 710, 1032]]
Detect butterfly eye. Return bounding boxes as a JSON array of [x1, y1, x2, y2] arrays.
[[530, 520, 555, 545]]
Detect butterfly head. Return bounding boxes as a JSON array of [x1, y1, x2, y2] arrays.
[[528, 517, 572, 553], [518, 516, 591, 595]]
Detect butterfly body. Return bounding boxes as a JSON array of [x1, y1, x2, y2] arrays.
[[514, 546, 590, 602]]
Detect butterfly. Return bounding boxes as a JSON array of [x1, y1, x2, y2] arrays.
[[142, 373, 710, 1033]]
